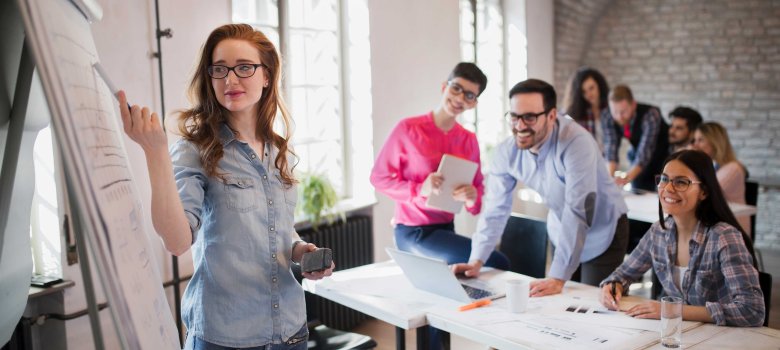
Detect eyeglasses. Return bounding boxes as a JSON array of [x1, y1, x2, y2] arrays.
[[207, 63, 266, 79], [655, 174, 702, 192], [447, 81, 478, 102], [504, 109, 551, 126]]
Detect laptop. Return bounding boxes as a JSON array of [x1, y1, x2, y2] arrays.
[[386, 247, 504, 303]]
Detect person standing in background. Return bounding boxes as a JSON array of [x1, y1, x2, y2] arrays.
[[562, 67, 610, 149], [602, 85, 669, 192]]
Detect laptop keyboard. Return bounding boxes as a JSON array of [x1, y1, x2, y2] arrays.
[[461, 284, 493, 300]]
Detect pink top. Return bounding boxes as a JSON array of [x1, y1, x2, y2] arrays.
[[370, 112, 484, 226], [717, 161, 750, 235]]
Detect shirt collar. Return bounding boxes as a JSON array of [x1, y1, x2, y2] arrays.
[[219, 123, 238, 146], [533, 118, 559, 159]]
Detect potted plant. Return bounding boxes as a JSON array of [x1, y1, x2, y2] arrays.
[[297, 172, 344, 230]]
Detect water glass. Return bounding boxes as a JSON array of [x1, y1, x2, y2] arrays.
[[660, 296, 682, 348]]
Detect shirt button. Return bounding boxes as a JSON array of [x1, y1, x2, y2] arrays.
[[272, 254, 277, 259], [251, 154, 256, 159], [238, 181, 244, 186], [273, 304, 279, 308], [268, 200, 273, 205], [270, 227, 275, 231], [263, 175, 267, 180], [272, 277, 278, 283]]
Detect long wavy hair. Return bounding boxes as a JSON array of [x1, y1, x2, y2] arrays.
[[695, 122, 745, 174], [178, 24, 297, 187], [658, 150, 756, 266], [562, 67, 609, 122]]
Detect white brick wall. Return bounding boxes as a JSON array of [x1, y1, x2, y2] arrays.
[[554, 0, 780, 248]]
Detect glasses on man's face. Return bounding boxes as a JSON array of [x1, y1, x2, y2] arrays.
[[655, 174, 702, 192], [447, 81, 478, 102], [207, 63, 266, 79], [504, 109, 550, 126]]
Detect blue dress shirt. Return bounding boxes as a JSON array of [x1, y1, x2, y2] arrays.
[[469, 117, 628, 280], [172, 124, 305, 347]]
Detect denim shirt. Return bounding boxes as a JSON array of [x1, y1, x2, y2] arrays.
[[172, 124, 305, 347], [470, 117, 628, 280], [602, 218, 765, 327]]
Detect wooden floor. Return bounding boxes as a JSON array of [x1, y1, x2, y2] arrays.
[[344, 248, 780, 349]]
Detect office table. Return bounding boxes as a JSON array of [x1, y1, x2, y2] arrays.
[[306, 262, 709, 349], [622, 191, 757, 224]]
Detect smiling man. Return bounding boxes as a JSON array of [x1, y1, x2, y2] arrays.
[[453, 79, 628, 296]]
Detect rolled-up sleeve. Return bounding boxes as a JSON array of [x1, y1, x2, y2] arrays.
[[469, 141, 517, 263], [705, 227, 765, 327], [631, 108, 661, 168], [170, 140, 207, 242], [600, 225, 657, 292]]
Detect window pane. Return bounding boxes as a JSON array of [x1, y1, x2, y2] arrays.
[[30, 126, 62, 277], [289, 0, 338, 31], [232, 0, 279, 26]]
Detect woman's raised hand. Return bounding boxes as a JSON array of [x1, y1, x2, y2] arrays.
[[118, 90, 167, 153]]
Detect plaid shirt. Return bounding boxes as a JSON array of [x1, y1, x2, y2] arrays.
[[601, 106, 662, 168], [602, 217, 764, 327]]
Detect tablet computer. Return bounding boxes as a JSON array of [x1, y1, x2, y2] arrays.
[[425, 154, 478, 214]]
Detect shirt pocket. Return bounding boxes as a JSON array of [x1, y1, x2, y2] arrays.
[[692, 270, 720, 301], [223, 176, 259, 213]]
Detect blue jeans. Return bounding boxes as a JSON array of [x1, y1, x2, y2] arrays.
[[394, 222, 510, 269], [183, 324, 308, 350]]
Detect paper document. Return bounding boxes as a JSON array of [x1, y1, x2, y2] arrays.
[[425, 154, 478, 214]]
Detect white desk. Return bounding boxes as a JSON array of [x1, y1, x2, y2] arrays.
[[622, 191, 758, 224], [644, 323, 780, 349], [305, 262, 706, 350], [509, 189, 758, 224]]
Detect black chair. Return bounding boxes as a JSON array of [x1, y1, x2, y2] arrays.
[[759, 271, 772, 327], [307, 324, 377, 350], [499, 215, 548, 278], [292, 266, 377, 350], [745, 180, 759, 241]]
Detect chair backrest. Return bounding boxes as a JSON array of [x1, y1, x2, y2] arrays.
[[758, 271, 772, 327], [499, 216, 548, 278], [745, 180, 759, 241]]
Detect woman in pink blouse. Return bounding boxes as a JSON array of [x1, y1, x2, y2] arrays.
[[692, 122, 750, 235], [370, 62, 509, 270]]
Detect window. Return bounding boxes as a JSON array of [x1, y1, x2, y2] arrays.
[[30, 126, 63, 278], [459, 0, 527, 166], [232, 0, 373, 202]]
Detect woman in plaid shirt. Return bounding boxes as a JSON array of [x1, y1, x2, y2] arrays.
[[599, 150, 764, 327]]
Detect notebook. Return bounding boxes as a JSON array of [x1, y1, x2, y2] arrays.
[[386, 248, 503, 303]]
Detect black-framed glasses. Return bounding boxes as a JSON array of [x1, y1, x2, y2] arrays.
[[655, 174, 702, 192], [505, 109, 551, 126], [207, 63, 266, 79], [446, 81, 478, 102]]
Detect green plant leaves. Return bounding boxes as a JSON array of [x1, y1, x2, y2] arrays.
[[297, 173, 343, 230]]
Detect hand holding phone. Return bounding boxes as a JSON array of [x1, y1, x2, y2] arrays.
[[301, 248, 333, 273]]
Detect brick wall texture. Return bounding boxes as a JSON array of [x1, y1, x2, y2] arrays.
[[554, 0, 780, 248]]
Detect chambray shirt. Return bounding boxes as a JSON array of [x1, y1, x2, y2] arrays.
[[602, 218, 765, 327], [469, 117, 627, 280], [173, 124, 305, 347]]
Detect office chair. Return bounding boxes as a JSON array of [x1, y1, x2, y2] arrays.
[[499, 215, 548, 278], [292, 265, 377, 350], [745, 180, 764, 270], [759, 271, 772, 327]]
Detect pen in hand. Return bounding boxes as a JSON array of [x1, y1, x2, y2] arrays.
[[610, 282, 619, 309]]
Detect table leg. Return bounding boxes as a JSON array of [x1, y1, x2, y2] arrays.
[[416, 325, 429, 349], [395, 327, 406, 350], [441, 329, 451, 350]]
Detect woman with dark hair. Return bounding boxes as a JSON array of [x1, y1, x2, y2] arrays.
[[562, 67, 609, 147], [119, 24, 333, 349], [598, 150, 764, 327]]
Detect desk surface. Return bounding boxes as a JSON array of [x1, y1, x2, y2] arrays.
[[308, 261, 779, 349]]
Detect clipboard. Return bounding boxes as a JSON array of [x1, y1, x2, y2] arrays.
[[425, 154, 479, 214]]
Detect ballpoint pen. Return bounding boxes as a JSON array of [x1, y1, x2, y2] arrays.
[[458, 298, 491, 311], [611, 282, 619, 308]]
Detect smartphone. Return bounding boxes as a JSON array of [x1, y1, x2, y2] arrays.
[[301, 248, 333, 273]]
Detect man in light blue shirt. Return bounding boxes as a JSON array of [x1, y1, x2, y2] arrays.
[[453, 79, 629, 296]]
